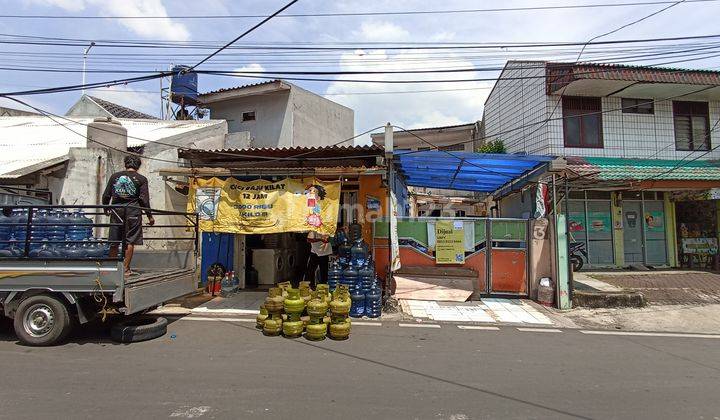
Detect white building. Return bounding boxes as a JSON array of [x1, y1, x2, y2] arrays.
[[482, 61, 720, 269], [483, 60, 720, 158], [0, 116, 227, 232], [199, 80, 354, 149]]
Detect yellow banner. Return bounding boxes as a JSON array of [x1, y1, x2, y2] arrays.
[[188, 177, 340, 235], [435, 220, 465, 264]]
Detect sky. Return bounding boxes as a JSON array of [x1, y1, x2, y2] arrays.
[[0, 0, 719, 144]]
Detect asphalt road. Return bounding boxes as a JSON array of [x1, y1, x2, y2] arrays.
[[0, 318, 719, 420]]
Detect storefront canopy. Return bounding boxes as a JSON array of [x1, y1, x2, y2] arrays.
[[394, 150, 554, 193]]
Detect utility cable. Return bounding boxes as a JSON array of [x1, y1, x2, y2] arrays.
[[186, 0, 299, 72], [0, 0, 714, 19]]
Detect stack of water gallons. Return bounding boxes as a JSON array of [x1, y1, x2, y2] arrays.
[[0, 208, 107, 259], [329, 226, 382, 320]]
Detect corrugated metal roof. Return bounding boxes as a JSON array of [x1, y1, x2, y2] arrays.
[[178, 144, 384, 170], [567, 156, 720, 181], [87, 96, 159, 120], [199, 80, 285, 97], [0, 116, 225, 177]]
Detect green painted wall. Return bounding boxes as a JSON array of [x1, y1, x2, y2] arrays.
[[611, 192, 624, 267]]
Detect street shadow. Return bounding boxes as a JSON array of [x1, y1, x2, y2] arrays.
[[0, 315, 184, 347]]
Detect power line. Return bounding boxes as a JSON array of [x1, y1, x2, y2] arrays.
[[0, 0, 715, 19], [1, 33, 720, 51], [504, 0, 688, 151], [392, 85, 718, 156], [187, 0, 300, 72]]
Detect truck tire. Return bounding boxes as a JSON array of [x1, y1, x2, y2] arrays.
[[13, 294, 72, 346], [111, 316, 167, 343]]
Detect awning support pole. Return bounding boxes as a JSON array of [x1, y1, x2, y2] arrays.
[[385, 123, 394, 300]]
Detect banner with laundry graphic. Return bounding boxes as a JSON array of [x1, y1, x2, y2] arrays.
[[188, 177, 340, 235]]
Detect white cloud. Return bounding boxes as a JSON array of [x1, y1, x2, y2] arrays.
[[24, 0, 190, 41], [89, 86, 159, 118], [355, 21, 410, 42], [324, 49, 491, 144]]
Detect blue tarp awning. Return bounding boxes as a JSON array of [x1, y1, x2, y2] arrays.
[[395, 150, 554, 193]]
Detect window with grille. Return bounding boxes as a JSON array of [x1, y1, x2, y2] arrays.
[[439, 143, 465, 152], [562, 96, 603, 148], [621, 98, 654, 114], [673, 101, 710, 151]]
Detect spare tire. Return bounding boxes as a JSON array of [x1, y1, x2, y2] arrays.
[[111, 316, 167, 343]]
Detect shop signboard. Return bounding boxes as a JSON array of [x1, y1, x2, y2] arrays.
[[188, 177, 340, 235], [587, 211, 611, 233], [681, 238, 719, 255], [435, 220, 465, 264], [644, 211, 664, 232]]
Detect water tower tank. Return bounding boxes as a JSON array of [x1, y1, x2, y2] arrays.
[[170, 65, 198, 105], [87, 117, 127, 151]]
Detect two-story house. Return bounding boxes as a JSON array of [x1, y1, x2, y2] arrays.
[[371, 122, 486, 217], [483, 61, 720, 269], [198, 80, 354, 149]]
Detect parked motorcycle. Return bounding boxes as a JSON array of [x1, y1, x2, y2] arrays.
[[570, 241, 588, 272]]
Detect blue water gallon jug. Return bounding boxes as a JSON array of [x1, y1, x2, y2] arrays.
[[10, 209, 28, 245], [359, 262, 374, 293], [0, 210, 11, 248], [349, 289, 365, 318], [350, 238, 367, 267], [328, 260, 342, 292], [45, 210, 66, 244], [29, 239, 55, 259], [29, 209, 49, 250], [67, 211, 91, 242], [338, 239, 351, 267], [365, 282, 382, 318], [63, 243, 86, 259], [342, 264, 358, 291]]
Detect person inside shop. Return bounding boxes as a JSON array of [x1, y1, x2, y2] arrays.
[[305, 230, 332, 286], [102, 155, 154, 277]]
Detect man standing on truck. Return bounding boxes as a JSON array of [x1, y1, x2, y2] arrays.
[[102, 155, 155, 276]]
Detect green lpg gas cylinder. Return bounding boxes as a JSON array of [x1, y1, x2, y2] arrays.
[[264, 287, 284, 313], [316, 284, 331, 305], [284, 288, 305, 320], [263, 316, 283, 336], [299, 284, 312, 306], [256, 305, 269, 329], [282, 320, 304, 338], [329, 318, 351, 340], [306, 292, 329, 318], [305, 319, 328, 340], [277, 281, 292, 297], [330, 285, 351, 316]]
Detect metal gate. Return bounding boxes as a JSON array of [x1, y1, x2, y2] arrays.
[[373, 217, 530, 297]]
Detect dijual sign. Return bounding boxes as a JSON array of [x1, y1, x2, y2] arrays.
[[188, 177, 340, 235]]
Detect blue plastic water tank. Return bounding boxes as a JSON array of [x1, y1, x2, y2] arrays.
[[171, 65, 198, 105]]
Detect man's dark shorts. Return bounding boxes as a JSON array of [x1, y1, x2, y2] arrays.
[[109, 207, 144, 246]]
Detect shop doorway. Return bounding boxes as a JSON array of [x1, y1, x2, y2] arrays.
[[622, 192, 668, 266], [675, 200, 718, 268], [623, 201, 644, 264]]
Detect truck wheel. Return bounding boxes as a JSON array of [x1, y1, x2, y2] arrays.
[[111, 316, 167, 343], [13, 294, 72, 346]]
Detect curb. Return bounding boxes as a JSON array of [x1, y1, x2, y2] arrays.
[[572, 290, 646, 308]]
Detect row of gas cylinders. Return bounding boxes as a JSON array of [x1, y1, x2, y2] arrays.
[[257, 282, 353, 340], [328, 260, 382, 319]]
